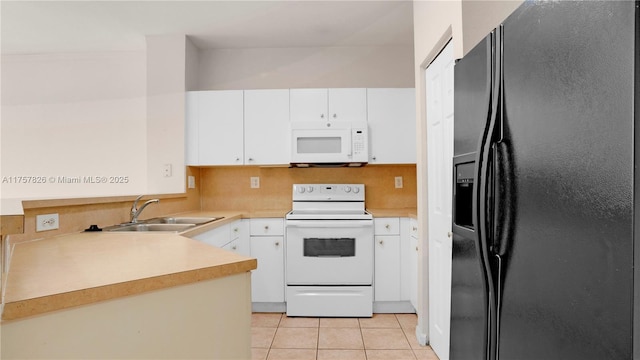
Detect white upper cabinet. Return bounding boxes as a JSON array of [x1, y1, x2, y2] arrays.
[[289, 89, 328, 122], [186, 88, 415, 166], [185, 92, 199, 166], [367, 88, 416, 164], [189, 90, 244, 166], [244, 89, 290, 165], [290, 88, 366, 123], [327, 88, 367, 122]]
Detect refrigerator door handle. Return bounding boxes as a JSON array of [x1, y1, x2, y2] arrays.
[[493, 141, 514, 257], [474, 26, 502, 360]]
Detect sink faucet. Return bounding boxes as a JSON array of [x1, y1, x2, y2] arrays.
[[130, 195, 160, 223]]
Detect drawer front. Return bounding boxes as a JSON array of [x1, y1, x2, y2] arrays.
[[250, 218, 284, 236], [229, 221, 242, 240], [192, 224, 231, 248], [410, 218, 418, 238], [374, 217, 400, 235]]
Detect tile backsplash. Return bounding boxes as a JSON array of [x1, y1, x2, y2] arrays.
[[200, 164, 417, 211]]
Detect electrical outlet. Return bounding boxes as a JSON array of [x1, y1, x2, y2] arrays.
[[188, 175, 196, 189], [36, 213, 59, 232], [395, 176, 403, 189], [163, 164, 172, 177], [250, 177, 260, 189]]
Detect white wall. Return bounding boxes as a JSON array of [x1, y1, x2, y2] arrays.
[[194, 45, 415, 90], [1, 52, 147, 200], [146, 35, 186, 194]]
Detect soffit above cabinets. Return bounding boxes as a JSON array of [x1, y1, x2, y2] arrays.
[[2, 1, 414, 55]]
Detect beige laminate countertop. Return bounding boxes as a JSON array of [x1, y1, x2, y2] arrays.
[[367, 208, 417, 219], [2, 213, 257, 322]]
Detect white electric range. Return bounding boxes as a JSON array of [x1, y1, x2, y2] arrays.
[[285, 184, 374, 317]]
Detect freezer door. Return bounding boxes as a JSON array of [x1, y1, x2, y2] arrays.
[[453, 31, 492, 157], [450, 32, 494, 360], [497, 2, 635, 359]]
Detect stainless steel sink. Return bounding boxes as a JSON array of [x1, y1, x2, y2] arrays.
[[106, 223, 196, 232], [104, 216, 222, 232], [144, 216, 223, 225]]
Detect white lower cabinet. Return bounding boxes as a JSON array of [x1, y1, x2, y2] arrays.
[[375, 234, 401, 301], [189, 220, 249, 256], [374, 217, 417, 313], [409, 218, 419, 310], [221, 220, 250, 256], [250, 218, 285, 308]]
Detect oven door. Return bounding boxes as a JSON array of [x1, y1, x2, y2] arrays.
[[286, 219, 373, 285]]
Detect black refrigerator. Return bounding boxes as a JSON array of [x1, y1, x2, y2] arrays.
[[450, 1, 639, 359]]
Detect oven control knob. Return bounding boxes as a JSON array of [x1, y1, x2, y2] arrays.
[[306, 186, 314, 193], [297, 187, 305, 193], [353, 187, 360, 194], [344, 186, 352, 193]]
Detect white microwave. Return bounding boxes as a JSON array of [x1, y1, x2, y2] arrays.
[[290, 121, 369, 167]]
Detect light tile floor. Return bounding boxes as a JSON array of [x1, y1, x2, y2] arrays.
[[252, 313, 440, 360]]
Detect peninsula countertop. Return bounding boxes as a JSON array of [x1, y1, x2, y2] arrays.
[[2, 213, 257, 322]]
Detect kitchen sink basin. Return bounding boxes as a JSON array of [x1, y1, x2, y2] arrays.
[[103, 216, 222, 232], [106, 223, 196, 232], [144, 216, 222, 225]]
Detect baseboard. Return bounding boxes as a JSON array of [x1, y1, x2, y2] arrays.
[[415, 325, 428, 346], [373, 301, 416, 313], [252, 302, 286, 313]]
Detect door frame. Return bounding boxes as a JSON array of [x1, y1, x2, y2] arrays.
[[416, 28, 455, 347]]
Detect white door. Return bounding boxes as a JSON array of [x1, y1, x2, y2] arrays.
[[426, 41, 454, 360]]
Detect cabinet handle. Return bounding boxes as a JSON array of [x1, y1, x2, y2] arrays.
[[412, 227, 418, 231], [385, 224, 391, 229], [379, 239, 384, 245], [235, 157, 240, 162], [232, 245, 237, 250], [320, 114, 325, 119], [264, 225, 269, 230], [447, 231, 452, 238], [233, 228, 239, 233], [415, 246, 418, 252], [332, 113, 337, 119], [248, 158, 254, 162], [372, 156, 377, 161], [275, 241, 280, 246]]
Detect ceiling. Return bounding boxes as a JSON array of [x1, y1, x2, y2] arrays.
[[1, 1, 415, 55]]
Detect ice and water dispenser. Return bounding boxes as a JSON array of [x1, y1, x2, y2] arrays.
[[454, 160, 475, 229]]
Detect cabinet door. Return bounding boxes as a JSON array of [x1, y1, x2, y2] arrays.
[[400, 218, 412, 302], [328, 88, 367, 122], [290, 89, 328, 122], [185, 92, 199, 165], [244, 90, 290, 165], [191, 224, 231, 248], [198, 90, 244, 165], [367, 88, 416, 164], [374, 217, 400, 235], [374, 235, 401, 302], [251, 236, 285, 302], [409, 232, 419, 310]]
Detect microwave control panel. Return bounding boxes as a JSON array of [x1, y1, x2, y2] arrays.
[[351, 127, 368, 161]]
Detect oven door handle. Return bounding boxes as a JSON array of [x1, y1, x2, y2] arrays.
[[286, 220, 373, 228]]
